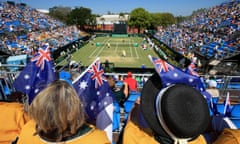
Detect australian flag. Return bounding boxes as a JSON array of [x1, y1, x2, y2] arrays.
[[149, 55, 211, 99], [72, 57, 114, 141], [13, 44, 56, 104]]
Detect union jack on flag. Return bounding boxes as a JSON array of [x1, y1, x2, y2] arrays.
[[73, 57, 114, 142], [153, 58, 174, 73], [13, 44, 56, 104], [88, 61, 105, 88], [186, 62, 199, 77], [149, 55, 209, 99], [31, 45, 51, 70]]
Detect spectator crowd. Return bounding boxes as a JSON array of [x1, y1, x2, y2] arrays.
[[154, 0, 240, 61], [0, 1, 83, 57]]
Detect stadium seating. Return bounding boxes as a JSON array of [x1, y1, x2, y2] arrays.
[[0, 77, 12, 100], [6, 55, 27, 72], [113, 102, 121, 131], [123, 91, 140, 121], [231, 104, 240, 118], [230, 118, 240, 128], [153, 0, 239, 62]]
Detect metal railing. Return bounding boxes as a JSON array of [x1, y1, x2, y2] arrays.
[[0, 64, 240, 100]]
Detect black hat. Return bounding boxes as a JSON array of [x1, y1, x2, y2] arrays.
[[140, 73, 210, 143]]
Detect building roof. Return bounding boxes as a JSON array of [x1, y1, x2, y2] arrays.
[[96, 14, 129, 24]]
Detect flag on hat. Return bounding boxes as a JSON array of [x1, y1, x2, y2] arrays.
[[72, 57, 114, 142], [149, 55, 206, 94], [13, 44, 56, 104]]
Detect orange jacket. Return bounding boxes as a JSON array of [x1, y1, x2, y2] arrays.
[[17, 120, 111, 144], [213, 128, 240, 144], [123, 121, 207, 144], [0, 102, 30, 144]]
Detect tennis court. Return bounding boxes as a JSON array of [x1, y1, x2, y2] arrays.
[[71, 36, 159, 68]]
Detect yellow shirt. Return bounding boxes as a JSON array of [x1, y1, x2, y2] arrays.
[[213, 128, 240, 144], [123, 121, 207, 144], [0, 102, 30, 144], [17, 120, 110, 144]]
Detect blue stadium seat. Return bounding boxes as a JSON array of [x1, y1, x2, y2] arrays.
[[227, 83, 240, 89], [115, 81, 123, 88], [216, 103, 225, 114], [0, 78, 12, 100], [212, 97, 219, 103], [123, 91, 140, 121], [6, 55, 27, 72], [112, 102, 120, 131], [230, 118, 240, 128], [231, 104, 240, 118], [215, 102, 234, 115]]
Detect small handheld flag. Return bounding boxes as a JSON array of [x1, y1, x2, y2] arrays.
[[72, 57, 114, 142], [13, 44, 56, 104], [223, 92, 231, 117], [149, 55, 205, 91]]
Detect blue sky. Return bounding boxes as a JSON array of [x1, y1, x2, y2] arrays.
[[20, 0, 226, 16]]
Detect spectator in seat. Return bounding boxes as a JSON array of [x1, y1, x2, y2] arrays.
[[0, 91, 30, 144], [206, 79, 220, 98], [17, 80, 110, 144], [122, 73, 210, 144], [107, 75, 129, 107], [213, 128, 240, 144]]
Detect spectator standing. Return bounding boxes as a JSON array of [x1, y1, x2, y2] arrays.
[[124, 72, 138, 92]]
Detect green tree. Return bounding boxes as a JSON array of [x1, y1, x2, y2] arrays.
[[128, 8, 151, 33], [149, 12, 176, 29], [87, 14, 97, 30], [66, 7, 92, 30], [150, 13, 163, 29], [175, 15, 188, 24], [160, 13, 176, 27], [119, 12, 126, 23], [49, 6, 71, 23]]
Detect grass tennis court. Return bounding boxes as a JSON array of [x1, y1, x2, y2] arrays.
[[70, 36, 159, 68]]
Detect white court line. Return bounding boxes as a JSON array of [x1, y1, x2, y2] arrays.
[[115, 42, 118, 53], [89, 38, 110, 58], [132, 38, 139, 59], [94, 39, 111, 57], [88, 39, 108, 58], [129, 40, 133, 57]]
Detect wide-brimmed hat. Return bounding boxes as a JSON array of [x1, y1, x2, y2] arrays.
[[140, 73, 210, 143]]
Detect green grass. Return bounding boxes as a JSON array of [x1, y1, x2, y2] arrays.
[[70, 36, 159, 68]]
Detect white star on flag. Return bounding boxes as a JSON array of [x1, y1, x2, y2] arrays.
[[79, 81, 88, 89]]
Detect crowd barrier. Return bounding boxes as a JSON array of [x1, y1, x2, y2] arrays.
[[0, 65, 240, 100]]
